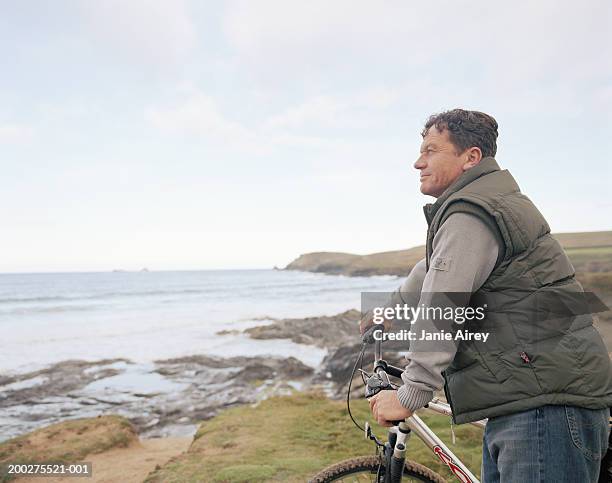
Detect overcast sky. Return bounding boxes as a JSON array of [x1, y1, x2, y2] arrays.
[[1, 1, 611, 272]]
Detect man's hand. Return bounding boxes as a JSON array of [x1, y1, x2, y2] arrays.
[[359, 310, 392, 336], [368, 390, 413, 427]]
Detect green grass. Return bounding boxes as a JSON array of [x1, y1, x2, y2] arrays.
[[145, 391, 483, 483], [553, 231, 612, 250], [286, 231, 612, 277], [0, 416, 137, 482], [566, 246, 612, 272]]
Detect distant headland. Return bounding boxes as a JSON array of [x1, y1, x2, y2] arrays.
[[284, 230, 612, 277]]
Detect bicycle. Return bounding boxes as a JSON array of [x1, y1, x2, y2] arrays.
[[310, 324, 486, 483]]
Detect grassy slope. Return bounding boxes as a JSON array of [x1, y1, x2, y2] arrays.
[[145, 392, 482, 483], [553, 231, 612, 249], [285, 231, 612, 277], [569, 245, 612, 351], [0, 416, 137, 482], [285, 232, 612, 350], [285, 247, 424, 276]]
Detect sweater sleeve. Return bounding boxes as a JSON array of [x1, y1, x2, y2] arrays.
[[396, 212, 500, 411], [387, 258, 427, 307]]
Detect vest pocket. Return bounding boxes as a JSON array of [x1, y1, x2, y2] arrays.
[[496, 348, 541, 394], [478, 352, 512, 384]]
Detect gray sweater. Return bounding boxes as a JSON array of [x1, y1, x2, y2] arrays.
[[395, 212, 500, 411]]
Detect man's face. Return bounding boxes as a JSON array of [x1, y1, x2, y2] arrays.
[[414, 127, 467, 198]]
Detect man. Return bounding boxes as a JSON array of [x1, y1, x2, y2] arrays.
[[361, 109, 612, 482]]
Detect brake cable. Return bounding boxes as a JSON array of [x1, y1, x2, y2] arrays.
[[346, 341, 367, 432]]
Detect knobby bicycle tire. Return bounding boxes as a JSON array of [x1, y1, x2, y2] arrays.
[[309, 455, 446, 483]]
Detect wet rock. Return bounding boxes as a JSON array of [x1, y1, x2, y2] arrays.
[[0, 359, 129, 405], [216, 329, 240, 336], [242, 309, 361, 348], [1, 354, 316, 442], [1, 310, 415, 442], [228, 357, 313, 384]]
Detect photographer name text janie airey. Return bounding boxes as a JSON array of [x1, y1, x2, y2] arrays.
[[373, 327, 490, 342]]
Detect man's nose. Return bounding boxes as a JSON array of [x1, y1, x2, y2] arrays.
[[414, 156, 426, 170]]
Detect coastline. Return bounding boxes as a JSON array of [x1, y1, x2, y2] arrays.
[[2, 233, 611, 480], [0, 309, 378, 443], [284, 230, 612, 277]]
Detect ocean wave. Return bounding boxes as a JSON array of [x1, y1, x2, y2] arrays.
[[0, 295, 73, 304], [0, 286, 382, 307], [0, 288, 218, 305], [0, 304, 109, 315]]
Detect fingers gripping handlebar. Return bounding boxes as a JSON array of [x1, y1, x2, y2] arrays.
[[362, 324, 406, 426]]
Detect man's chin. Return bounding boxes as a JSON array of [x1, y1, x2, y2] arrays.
[[420, 183, 432, 196], [420, 184, 441, 198]]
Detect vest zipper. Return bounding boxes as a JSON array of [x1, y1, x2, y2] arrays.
[[442, 371, 457, 424]]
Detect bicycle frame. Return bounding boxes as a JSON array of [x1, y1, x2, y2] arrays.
[[400, 400, 484, 483], [371, 327, 486, 483]]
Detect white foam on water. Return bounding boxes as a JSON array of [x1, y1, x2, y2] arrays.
[[0, 269, 400, 374]]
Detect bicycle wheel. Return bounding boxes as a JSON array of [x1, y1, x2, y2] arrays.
[[309, 455, 446, 482]]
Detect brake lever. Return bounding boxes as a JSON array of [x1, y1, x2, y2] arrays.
[[361, 323, 384, 344], [357, 368, 371, 377], [365, 372, 404, 426]]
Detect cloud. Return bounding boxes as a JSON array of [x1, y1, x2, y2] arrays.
[[145, 90, 348, 153], [79, 0, 196, 66], [222, 0, 612, 121], [223, 0, 612, 85], [264, 87, 401, 130], [0, 123, 33, 144], [151, 88, 429, 177], [146, 92, 254, 141], [223, 0, 417, 67], [145, 82, 415, 159]]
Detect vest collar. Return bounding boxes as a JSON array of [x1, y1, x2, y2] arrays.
[[423, 156, 501, 225]]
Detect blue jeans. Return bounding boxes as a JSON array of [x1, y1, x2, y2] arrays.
[[481, 405, 609, 483]]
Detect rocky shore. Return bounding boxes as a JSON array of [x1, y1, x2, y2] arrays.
[[5, 283, 608, 443], [1, 309, 411, 443], [223, 309, 410, 395], [0, 353, 314, 442], [240, 309, 361, 348]]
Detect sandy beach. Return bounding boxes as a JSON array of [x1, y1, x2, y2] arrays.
[[17, 437, 192, 483]]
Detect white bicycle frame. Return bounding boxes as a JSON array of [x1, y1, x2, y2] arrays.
[[372, 329, 486, 483], [389, 398, 486, 483]]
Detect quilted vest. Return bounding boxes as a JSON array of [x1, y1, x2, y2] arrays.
[[423, 157, 612, 423]]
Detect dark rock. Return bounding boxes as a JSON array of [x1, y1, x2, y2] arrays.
[[0, 353, 318, 442], [0, 359, 129, 406], [243, 309, 361, 349], [229, 357, 313, 384], [216, 329, 240, 336]]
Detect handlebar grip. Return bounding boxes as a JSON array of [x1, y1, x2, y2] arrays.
[[384, 364, 404, 378]]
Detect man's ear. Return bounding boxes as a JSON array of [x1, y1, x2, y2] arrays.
[[462, 147, 482, 171]]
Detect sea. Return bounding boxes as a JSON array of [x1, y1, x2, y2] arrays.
[[0, 269, 401, 376]]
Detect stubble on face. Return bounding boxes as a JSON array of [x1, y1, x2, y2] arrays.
[[414, 127, 466, 198]]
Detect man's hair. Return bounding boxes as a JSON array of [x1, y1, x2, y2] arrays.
[[422, 109, 498, 158]]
